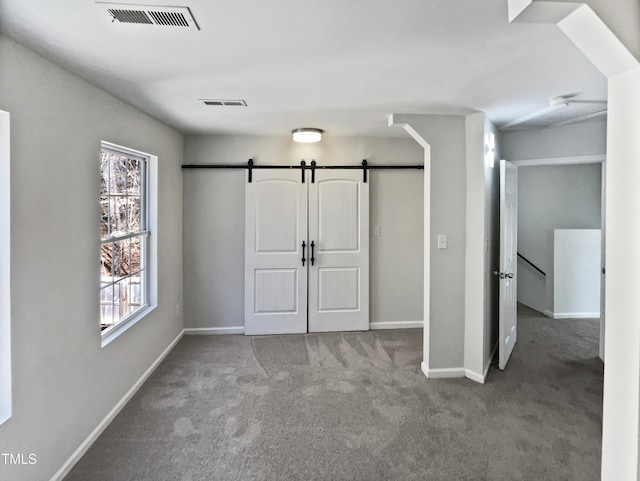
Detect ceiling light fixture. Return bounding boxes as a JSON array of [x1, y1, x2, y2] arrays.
[[292, 128, 323, 143], [500, 95, 608, 130]]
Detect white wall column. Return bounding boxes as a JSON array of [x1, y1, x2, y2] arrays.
[[508, 1, 640, 478], [389, 113, 480, 381], [388, 114, 432, 376], [601, 65, 640, 481]]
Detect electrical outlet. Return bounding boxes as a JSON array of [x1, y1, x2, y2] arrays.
[[437, 235, 447, 249], [175, 304, 181, 317]]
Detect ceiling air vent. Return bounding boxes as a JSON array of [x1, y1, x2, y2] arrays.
[[97, 2, 200, 29], [201, 99, 248, 107]]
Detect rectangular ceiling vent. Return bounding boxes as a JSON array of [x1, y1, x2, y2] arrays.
[[97, 2, 200, 29], [201, 99, 248, 107]]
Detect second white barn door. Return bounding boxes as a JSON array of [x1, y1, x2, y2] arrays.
[[245, 168, 369, 335], [308, 170, 369, 332]]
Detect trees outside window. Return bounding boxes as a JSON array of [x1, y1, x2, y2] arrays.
[[100, 145, 148, 332]]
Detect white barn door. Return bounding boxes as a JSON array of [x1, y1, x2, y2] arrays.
[[308, 170, 369, 332], [498, 159, 518, 370], [244, 170, 308, 335]]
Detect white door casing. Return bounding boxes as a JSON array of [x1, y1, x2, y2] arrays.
[[308, 170, 369, 332], [498, 159, 518, 370], [599, 162, 606, 362], [244, 170, 308, 335]]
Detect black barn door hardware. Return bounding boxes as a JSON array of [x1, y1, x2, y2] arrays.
[[181, 159, 425, 183], [310, 241, 315, 266], [301, 241, 306, 266]]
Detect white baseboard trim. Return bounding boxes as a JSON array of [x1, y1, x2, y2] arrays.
[[50, 329, 184, 481], [465, 369, 485, 384], [370, 320, 423, 330], [421, 362, 466, 379], [481, 342, 499, 381], [543, 310, 554, 318], [184, 326, 244, 335], [549, 312, 601, 319], [464, 342, 499, 385], [486, 343, 498, 374], [185, 322, 423, 335]]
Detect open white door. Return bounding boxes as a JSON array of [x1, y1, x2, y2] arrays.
[[498, 159, 518, 370], [308, 170, 369, 332], [244, 170, 308, 335]]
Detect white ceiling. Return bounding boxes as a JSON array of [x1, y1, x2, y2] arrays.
[[0, 0, 607, 137]]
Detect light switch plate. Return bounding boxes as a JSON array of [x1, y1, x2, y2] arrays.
[[437, 234, 447, 249], [373, 225, 381, 237]]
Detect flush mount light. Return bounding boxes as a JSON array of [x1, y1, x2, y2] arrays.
[[292, 128, 323, 143]]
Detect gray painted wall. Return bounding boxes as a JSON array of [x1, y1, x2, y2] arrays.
[[387, 115, 467, 370], [0, 36, 184, 481], [501, 121, 605, 313], [501, 120, 606, 161], [552, 229, 601, 316], [182, 135, 424, 330]]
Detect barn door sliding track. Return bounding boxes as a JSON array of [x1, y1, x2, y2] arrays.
[[181, 159, 424, 183]]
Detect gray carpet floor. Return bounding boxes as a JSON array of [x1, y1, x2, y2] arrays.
[[64, 304, 603, 480]]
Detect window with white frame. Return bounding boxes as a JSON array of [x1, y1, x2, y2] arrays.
[[100, 144, 149, 334]]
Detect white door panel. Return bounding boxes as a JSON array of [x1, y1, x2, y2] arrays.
[[309, 171, 369, 332], [255, 181, 299, 253], [499, 160, 518, 370], [318, 267, 360, 311], [245, 171, 307, 335]]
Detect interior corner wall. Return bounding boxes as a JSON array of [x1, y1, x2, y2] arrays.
[[0, 35, 184, 481], [484, 117, 501, 371], [464, 112, 500, 380], [182, 135, 424, 331], [463, 113, 487, 379], [387, 115, 467, 370]]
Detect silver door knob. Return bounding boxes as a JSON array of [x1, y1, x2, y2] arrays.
[[493, 271, 513, 279]]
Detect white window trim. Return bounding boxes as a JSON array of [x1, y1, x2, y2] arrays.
[[0, 110, 11, 425], [100, 141, 158, 348]]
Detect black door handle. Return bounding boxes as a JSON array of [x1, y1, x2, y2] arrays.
[[301, 241, 306, 266], [310, 241, 315, 266]]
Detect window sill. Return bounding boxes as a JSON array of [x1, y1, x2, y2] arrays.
[[101, 304, 157, 348]]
